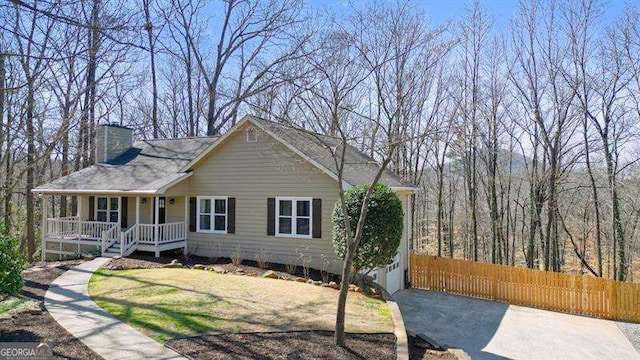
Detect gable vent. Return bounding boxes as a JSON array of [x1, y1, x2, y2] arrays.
[[246, 126, 257, 142]]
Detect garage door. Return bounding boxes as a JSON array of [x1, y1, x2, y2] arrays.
[[385, 255, 402, 295]]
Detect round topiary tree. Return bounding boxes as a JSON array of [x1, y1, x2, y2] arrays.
[[332, 183, 403, 279], [0, 224, 24, 295]]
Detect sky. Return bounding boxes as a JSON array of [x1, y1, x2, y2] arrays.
[[311, 0, 633, 32]]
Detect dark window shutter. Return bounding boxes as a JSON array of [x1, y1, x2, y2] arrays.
[[88, 196, 95, 221], [312, 198, 322, 238], [189, 197, 197, 232], [267, 198, 275, 236], [121, 197, 128, 228], [227, 197, 236, 234]]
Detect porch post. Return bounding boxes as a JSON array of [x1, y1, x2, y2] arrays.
[[76, 195, 82, 245], [154, 196, 159, 257], [41, 194, 48, 261], [136, 196, 140, 245], [117, 196, 122, 226], [135, 197, 140, 224], [183, 195, 188, 256]]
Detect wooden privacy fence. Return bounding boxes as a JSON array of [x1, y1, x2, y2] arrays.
[[410, 254, 640, 323]]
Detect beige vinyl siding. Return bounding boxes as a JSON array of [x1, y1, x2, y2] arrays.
[[165, 196, 186, 223], [185, 123, 343, 273], [79, 195, 89, 220], [124, 197, 152, 225]]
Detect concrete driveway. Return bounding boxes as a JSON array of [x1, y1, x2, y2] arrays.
[[395, 289, 640, 360]]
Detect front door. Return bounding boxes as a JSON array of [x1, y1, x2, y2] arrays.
[[153, 197, 166, 224]]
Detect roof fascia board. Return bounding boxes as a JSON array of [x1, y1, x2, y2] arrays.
[[32, 189, 159, 195], [391, 186, 418, 193]]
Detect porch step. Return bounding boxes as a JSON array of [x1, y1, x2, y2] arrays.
[[103, 244, 121, 258], [102, 251, 120, 258]]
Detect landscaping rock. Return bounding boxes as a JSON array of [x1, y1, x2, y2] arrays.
[[312, 281, 323, 286], [211, 266, 226, 274], [294, 277, 306, 283], [307, 279, 314, 284], [248, 272, 258, 277], [354, 287, 363, 293], [328, 281, 340, 290], [193, 264, 205, 270], [262, 270, 279, 279], [321, 283, 330, 287], [164, 259, 183, 268], [235, 269, 245, 275], [83, 254, 95, 260], [113, 255, 122, 260]]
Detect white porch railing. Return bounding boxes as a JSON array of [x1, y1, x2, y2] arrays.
[[120, 226, 139, 256], [46, 216, 80, 237], [157, 222, 187, 244], [137, 222, 187, 245], [101, 225, 120, 254], [47, 218, 118, 241], [137, 224, 156, 244], [44, 218, 186, 257]]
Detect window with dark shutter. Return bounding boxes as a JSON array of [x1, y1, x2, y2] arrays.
[[312, 198, 321, 238], [189, 197, 197, 232], [227, 198, 236, 234], [121, 197, 128, 228], [88, 196, 95, 221], [267, 198, 275, 235]]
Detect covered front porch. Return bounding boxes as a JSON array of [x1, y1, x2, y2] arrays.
[[42, 194, 189, 259]]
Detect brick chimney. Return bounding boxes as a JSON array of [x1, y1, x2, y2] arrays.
[[95, 123, 133, 163]]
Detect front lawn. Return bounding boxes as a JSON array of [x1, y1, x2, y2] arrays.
[[89, 268, 393, 342]]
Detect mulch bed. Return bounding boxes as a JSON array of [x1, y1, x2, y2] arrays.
[[108, 252, 341, 283], [0, 260, 102, 360], [165, 331, 396, 360]]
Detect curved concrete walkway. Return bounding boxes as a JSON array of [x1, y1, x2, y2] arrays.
[[45, 257, 184, 360]]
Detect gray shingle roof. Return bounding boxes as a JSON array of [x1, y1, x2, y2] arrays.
[[34, 137, 218, 194], [252, 117, 414, 189], [34, 117, 415, 194]]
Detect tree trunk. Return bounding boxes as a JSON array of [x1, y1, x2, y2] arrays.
[[144, 0, 159, 138], [25, 83, 36, 261], [583, 118, 603, 276]]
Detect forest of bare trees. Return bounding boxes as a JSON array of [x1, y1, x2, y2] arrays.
[[1, 0, 639, 282]]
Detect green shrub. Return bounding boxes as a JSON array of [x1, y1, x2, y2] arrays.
[[0, 224, 24, 295], [332, 183, 404, 276]]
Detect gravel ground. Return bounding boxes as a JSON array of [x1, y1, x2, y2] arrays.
[[0, 260, 102, 360], [166, 331, 396, 360], [617, 321, 640, 353]]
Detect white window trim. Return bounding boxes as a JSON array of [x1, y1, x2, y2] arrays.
[[196, 196, 228, 234], [95, 196, 120, 224], [275, 196, 312, 239]]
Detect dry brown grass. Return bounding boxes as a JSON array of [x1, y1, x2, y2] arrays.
[[89, 268, 393, 342]]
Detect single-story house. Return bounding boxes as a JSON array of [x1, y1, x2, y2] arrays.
[[33, 116, 416, 294]]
